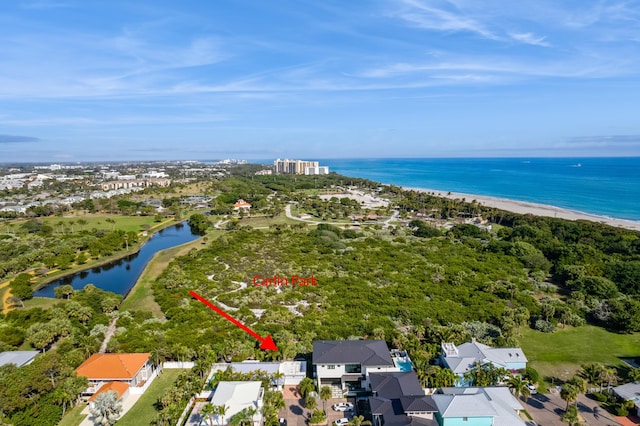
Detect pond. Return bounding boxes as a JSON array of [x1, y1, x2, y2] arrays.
[[34, 222, 201, 297]]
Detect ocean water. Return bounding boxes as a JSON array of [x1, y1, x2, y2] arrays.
[[319, 158, 640, 222]]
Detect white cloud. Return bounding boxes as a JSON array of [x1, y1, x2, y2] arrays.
[[509, 32, 550, 47], [393, 0, 498, 39]]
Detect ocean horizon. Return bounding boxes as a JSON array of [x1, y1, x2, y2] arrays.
[[303, 157, 640, 222]]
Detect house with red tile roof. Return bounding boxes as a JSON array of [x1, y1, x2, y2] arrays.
[[76, 353, 154, 397], [87, 381, 130, 409], [233, 199, 252, 213]]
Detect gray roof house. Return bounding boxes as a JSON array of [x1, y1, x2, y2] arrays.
[[432, 387, 526, 426], [612, 382, 640, 416], [313, 340, 397, 397], [369, 371, 438, 426], [0, 351, 39, 368], [440, 340, 527, 385]]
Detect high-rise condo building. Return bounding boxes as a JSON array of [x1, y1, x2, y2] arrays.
[[273, 158, 328, 175]]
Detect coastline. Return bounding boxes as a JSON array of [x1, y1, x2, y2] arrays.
[[404, 186, 640, 232]]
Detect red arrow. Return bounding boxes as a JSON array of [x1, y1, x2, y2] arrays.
[[189, 290, 278, 351]]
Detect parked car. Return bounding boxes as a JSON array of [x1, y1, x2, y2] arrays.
[[332, 403, 354, 412], [334, 418, 350, 426], [279, 419, 286, 426], [527, 383, 537, 394]]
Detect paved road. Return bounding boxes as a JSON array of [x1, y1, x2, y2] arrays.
[[522, 390, 621, 426], [522, 390, 567, 425], [576, 394, 620, 426]]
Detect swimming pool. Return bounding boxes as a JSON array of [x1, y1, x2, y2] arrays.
[[395, 360, 413, 371]]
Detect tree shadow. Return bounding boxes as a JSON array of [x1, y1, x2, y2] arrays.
[[290, 405, 304, 416]]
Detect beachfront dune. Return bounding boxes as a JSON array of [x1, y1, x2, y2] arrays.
[[405, 187, 640, 232]]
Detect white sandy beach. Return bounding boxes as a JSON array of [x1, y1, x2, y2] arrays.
[[404, 187, 640, 232]]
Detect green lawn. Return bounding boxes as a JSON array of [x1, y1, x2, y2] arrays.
[[58, 403, 87, 426], [117, 369, 185, 426], [519, 325, 640, 382], [23, 296, 66, 310], [6, 214, 160, 234]]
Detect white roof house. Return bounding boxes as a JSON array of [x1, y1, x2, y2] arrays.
[[206, 381, 263, 426]]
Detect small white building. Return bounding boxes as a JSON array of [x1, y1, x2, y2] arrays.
[[205, 381, 264, 426]]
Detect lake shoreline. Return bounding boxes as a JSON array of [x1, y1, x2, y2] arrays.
[[32, 218, 186, 294]]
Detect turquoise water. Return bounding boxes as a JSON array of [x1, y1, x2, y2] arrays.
[[395, 360, 413, 372], [319, 158, 640, 222]]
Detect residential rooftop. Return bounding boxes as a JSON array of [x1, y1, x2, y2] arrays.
[[313, 340, 394, 366]]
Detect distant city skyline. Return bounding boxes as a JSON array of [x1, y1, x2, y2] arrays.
[[1, 1, 640, 162]]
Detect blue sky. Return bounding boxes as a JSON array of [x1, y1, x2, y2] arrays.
[[1, 0, 640, 162]]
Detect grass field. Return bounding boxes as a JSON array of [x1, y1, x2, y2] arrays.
[[58, 403, 87, 426], [4, 214, 160, 234], [519, 325, 640, 382], [117, 369, 185, 426], [22, 296, 66, 310]]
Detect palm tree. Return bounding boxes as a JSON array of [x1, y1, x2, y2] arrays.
[[319, 386, 332, 413], [601, 367, 618, 390], [507, 375, 531, 401], [298, 377, 315, 399], [151, 345, 170, 371], [272, 371, 285, 389], [244, 406, 257, 426], [567, 376, 587, 394], [580, 363, 603, 392], [201, 403, 217, 426], [349, 415, 372, 426], [629, 367, 640, 382], [217, 404, 228, 426], [89, 390, 122, 426], [561, 405, 580, 426], [560, 383, 579, 411], [436, 367, 457, 387], [305, 396, 317, 411]]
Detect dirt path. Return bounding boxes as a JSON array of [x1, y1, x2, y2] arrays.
[[0, 279, 12, 314], [99, 317, 118, 353]]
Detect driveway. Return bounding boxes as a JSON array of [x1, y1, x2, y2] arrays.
[[521, 389, 567, 425], [280, 386, 355, 426]]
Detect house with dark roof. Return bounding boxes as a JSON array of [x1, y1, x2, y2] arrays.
[[369, 372, 439, 426], [313, 340, 398, 397], [440, 340, 527, 386]]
